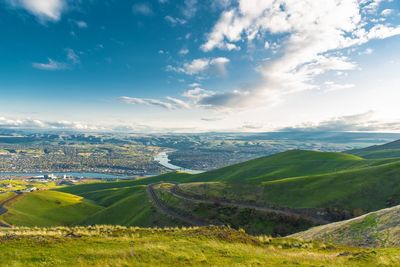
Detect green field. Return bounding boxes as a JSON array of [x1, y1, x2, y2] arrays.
[[0, 226, 399, 267]]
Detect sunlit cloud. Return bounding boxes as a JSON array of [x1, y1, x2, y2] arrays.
[[200, 0, 400, 109], [7, 0, 67, 22]]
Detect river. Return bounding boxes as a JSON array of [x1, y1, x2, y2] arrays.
[[154, 151, 204, 174]]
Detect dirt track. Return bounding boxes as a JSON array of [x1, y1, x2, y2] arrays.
[[146, 184, 209, 226], [0, 192, 23, 227], [169, 184, 329, 225]]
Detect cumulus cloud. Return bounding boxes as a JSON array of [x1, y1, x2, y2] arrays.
[[200, 0, 400, 109], [281, 111, 400, 132], [7, 0, 66, 22], [167, 57, 230, 76]]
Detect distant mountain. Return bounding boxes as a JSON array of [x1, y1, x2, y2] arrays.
[[292, 205, 400, 248], [348, 139, 400, 159]]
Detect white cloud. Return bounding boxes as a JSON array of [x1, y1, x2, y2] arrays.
[[359, 47, 374, 55], [0, 117, 102, 131], [182, 0, 197, 19], [168, 57, 230, 76], [361, 0, 393, 14], [381, 9, 394, 16], [32, 59, 67, 71], [323, 82, 355, 92], [132, 3, 153, 16], [33, 48, 80, 71], [74, 20, 88, 28], [199, 0, 400, 109], [119, 96, 190, 110], [164, 16, 186, 26], [66, 48, 80, 64], [7, 0, 66, 22], [179, 48, 189, 55]]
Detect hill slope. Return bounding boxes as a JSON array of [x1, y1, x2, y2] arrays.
[[190, 150, 385, 183], [0, 191, 102, 227], [292, 205, 400, 248], [179, 161, 400, 216], [349, 139, 400, 159]]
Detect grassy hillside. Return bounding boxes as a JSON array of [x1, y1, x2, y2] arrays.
[[292, 205, 400, 248], [154, 183, 315, 236], [0, 191, 102, 227], [349, 139, 400, 159], [191, 150, 389, 183], [179, 160, 400, 216], [82, 185, 181, 227], [0, 191, 16, 203], [1, 226, 399, 266], [3, 149, 400, 230]]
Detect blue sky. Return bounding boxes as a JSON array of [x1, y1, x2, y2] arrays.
[[0, 0, 400, 132]]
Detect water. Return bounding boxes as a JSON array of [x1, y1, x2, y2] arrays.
[[0, 172, 128, 179], [154, 151, 204, 174]]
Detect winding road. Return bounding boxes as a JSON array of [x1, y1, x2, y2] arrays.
[[168, 184, 330, 225], [147, 182, 329, 226], [0, 192, 22, 228], [146, 184, 209, 226]]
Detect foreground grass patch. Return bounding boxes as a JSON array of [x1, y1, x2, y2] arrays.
[[0, 226, 399, 267]]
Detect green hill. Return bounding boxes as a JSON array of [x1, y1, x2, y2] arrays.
[[349, 139, 400, 159], [1, 226, 399, 266], [190, 150, 388, 183], [178, 160, 400, 216], [81, 185, 181, 227], [3, 148, 400, 232], [0, 191, 102, 227], [292, 205, 400, 248]]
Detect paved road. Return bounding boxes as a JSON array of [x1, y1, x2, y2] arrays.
[[147, 184, 209, 226], [169, 185, 329, 225], [0, 192, 22, 227]]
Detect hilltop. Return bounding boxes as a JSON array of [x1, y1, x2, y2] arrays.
[[292, 204, 400, 248]]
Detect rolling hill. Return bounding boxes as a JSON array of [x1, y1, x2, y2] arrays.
[[292, 204, 400, 248], [178, 160, 400, 216], [2, 146, 400, 236], [349, 139, 400, 159], [191, 150, 368, 182], [0, 191, 102, 227]]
